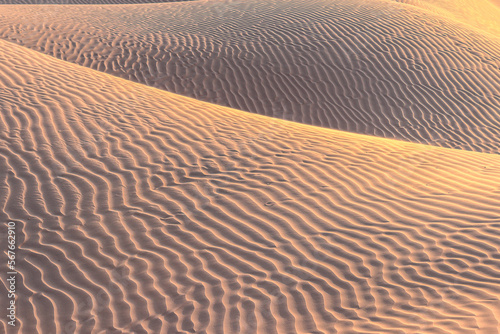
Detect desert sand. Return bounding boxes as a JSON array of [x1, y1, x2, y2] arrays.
[[0, 0, 500, 333], [0, 0, 499, 154]]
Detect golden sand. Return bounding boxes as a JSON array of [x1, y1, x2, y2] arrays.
[[0, 1, 499, 333]]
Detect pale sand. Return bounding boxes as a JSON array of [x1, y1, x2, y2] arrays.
[[0, 0, 499, 154], [0, 35, 500, 333], [392, 0, 500, 37], [0, 0, 188, 3]]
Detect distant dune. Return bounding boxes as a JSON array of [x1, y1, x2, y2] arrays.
[[1, 36, 500, 333], [0, 0, 188, 3], [0, 0, 499, 154]]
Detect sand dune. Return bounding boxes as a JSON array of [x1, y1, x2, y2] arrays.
[[392, 0, 500, 37], [0, 0, 499, 154], [0, 0, 188, 4], [1, 37, 500, 333]]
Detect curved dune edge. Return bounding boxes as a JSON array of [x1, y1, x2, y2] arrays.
[[1, 0, 500, 154], [1, 38, 500, 333]]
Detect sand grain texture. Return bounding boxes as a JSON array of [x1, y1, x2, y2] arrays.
[[0, 38, 500, 333]]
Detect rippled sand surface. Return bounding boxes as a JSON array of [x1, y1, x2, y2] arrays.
[[1, 1, 500, 333], [1, 0, 499, 153]]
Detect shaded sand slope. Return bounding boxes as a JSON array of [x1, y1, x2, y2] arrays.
[[1, 0, 500, 153], [1, 39, 500, 333], [392, 0, 500, 37]]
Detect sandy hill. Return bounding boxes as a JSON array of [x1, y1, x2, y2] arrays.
[[0, 0, 188, 3], [392, 0, 500, 37], [0, 0, 499, 154], [1, 36, 500, 333]]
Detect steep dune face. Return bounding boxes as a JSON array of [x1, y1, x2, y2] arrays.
[[1, 0, 500, 154], [1, 38, 500, 333]]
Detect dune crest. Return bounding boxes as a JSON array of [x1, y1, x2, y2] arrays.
[[0, 0, 499, 154], [392, 0, 500, 36], [1, 38, 500, 333]]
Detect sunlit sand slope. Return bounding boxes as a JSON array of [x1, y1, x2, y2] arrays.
[[392, 0, 500, 36], [1, 0, 499, 153], [1, 39, 500, 333]]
